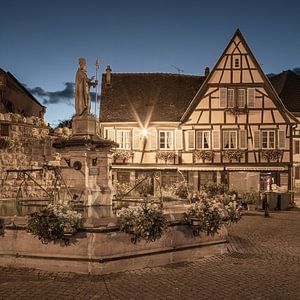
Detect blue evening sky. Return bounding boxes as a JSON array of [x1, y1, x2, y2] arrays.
[[0, 0, 299, 126]]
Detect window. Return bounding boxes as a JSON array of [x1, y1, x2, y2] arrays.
[[237, 89, 246, 108], [199, 172, 216, 185], [223, 131, 237, 149], [0, 124, 10, 137], [196, 131, 210, 149], [295, 140, 300, 154], [159, 131, 173, 149], [295, 167, 300, 180], [227, 89, 235, 108], [117, 171, 130, 183], [116, 130, 131, 149], [234, 58, 240, 68], [261, 130, 275, 149]]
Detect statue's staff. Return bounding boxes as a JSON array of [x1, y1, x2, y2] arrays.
[[94, 58, 100, 116]]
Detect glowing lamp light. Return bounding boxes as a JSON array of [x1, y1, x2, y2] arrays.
[[141, 128, 148, 137]]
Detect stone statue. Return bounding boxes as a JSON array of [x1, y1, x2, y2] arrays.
[[75, 58, 98, 116]]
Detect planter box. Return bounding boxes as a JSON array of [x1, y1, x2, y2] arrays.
[[0, 225, 228, 275]]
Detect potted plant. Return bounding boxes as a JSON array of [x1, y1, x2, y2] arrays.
[[193, 150, 214, 162], [27, 203, 83, 245], [117, 203, 168, 244], [156, 151, 176, 163], [241, 192, 260, 211]]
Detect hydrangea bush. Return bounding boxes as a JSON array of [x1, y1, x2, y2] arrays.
[[27, 203, 83, 245], [117, 203, 168, 244], [185, 195, 243, 236]]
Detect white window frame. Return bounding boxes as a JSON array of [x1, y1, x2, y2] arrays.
[[116, 130, 131, 149], [261, 130, 275, 149], [223, 130, 237, 149], [196, 130, 210, 150], [159, 130, 173, 150]]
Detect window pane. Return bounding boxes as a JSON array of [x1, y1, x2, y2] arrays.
[[223, 131, 229, 149], [230, 132, 237, 148], [196, 131, 202, 149], [160, 132, 165, 149], [203, 132, 210, 149], [269, 131, 275, 149], [262, 132, 268, 148]]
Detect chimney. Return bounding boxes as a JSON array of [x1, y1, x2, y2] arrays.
[[106, 65, 112, 85], [204, 67, 210, 77]]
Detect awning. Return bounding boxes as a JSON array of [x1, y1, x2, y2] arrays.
[[111, 165, 178, 170], [177, 166, 224, 171], [225, 166, 286, 171]]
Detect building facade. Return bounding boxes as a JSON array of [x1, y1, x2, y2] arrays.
[[99, 30, 298, 194], [0, 68, 45, 118]]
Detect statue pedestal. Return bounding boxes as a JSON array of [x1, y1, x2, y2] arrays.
[[72, 114, 97, 136], [53, 115, 117, 206]]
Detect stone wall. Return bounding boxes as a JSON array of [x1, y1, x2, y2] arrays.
[[0, 114, 58, 199]]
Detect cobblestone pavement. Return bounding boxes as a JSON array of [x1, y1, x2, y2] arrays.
[[0, 211, 299, 300]]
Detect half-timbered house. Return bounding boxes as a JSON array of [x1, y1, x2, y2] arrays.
[[99, 29, 298, 194]]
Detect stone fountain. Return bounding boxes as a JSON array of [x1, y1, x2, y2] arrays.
[[53, 58, 117, 206]]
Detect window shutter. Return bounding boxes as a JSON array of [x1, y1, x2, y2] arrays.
[[186, 130, 195, 150], [175, 129, 183, 150], [227, 89, 235, 108], [253, 130, 260, 149], [212, 130, 220, 149], [247, 88, 255, 108], [107, 129, 115, 141], [278, 130, 286, 149], [149, 129, 157, 150], [239, 130, 247, 149], [219, 88, 227, 108], [132, 128, 140, 150]]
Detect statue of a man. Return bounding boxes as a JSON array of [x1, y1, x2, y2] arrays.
[[75, 57, 98, 116]]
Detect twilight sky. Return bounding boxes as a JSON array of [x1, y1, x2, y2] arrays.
[[0, 0, 299, 126]]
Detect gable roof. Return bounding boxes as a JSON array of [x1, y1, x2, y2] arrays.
[[0, 68, 45, 109], [269, 70, 300, 115], [99, 73, 205, 123], [180, 29, 298, 123]]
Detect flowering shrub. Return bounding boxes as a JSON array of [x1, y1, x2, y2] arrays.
[[113, 150, 133, 162], [27, 203, 83, 245], [185, 196, 243, 235], [262, 149, 282, 161], [185, 199, 224, 236], [117, 203, 168, 243], [222, 150, 244, 161], [193, 150, 214, 161], [156, 151, 176, 161], [200, 183, 228, 197], [113, 181, 133, 197], [241, 191, 260, 205], [172, 180, 192, 199]]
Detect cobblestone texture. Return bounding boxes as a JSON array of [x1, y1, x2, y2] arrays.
[[0, 211, 299, 299]]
